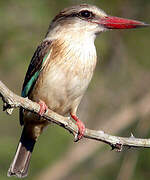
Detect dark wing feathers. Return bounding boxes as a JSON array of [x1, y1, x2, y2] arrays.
[[22, 40, 52, 96], [20, 40, 52, 125]]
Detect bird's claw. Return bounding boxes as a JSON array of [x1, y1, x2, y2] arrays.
[[71, 113, 85, 142], [38, 100, 48, 116]]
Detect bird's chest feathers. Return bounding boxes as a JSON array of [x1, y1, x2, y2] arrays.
[[33, 38, 97, 109], [47, 39, 96, 91]]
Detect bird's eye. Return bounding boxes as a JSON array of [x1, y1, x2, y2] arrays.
[[79, 10, 93, 18]]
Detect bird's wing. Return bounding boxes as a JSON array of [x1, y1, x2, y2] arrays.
[[21, 40, 52, 97], [20, 40, 52, 125]]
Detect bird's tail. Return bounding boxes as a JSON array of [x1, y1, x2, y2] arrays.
[[7, 127, 36, 178]]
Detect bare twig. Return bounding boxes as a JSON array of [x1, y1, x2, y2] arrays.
[[1, 80, 150, 151]]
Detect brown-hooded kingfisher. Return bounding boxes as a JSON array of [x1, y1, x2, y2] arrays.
[[7, 4, 149, 178]]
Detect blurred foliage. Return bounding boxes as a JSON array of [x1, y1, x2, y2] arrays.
[[0, 0, 150, 180]]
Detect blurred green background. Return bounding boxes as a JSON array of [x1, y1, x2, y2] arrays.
[[0, 0, 150, 179]]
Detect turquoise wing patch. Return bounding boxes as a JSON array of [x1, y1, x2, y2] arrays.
[[22, 51, 49, 97]]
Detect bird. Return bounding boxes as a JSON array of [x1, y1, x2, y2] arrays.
[[7, 4, 149, 178]]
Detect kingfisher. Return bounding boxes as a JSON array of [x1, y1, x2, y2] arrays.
[[7, 4, 149, 178]]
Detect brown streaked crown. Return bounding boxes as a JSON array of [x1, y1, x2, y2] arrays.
[[52, 4, 107, 23]]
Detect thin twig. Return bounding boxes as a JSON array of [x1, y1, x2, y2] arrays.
[[0, 80, 150, 151]]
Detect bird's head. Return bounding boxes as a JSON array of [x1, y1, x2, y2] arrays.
[[46, 4, 149, 40]]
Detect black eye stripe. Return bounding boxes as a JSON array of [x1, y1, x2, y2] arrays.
[[52, 10, 94, 22]]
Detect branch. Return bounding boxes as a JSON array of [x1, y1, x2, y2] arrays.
[[1, 80, 150, 151]]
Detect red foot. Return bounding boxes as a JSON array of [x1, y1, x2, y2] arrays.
[[38, 100, 48, 116], [71, 113, 85, 142]]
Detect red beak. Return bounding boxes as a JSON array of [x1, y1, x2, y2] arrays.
[[99, 16, 149, 29]]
